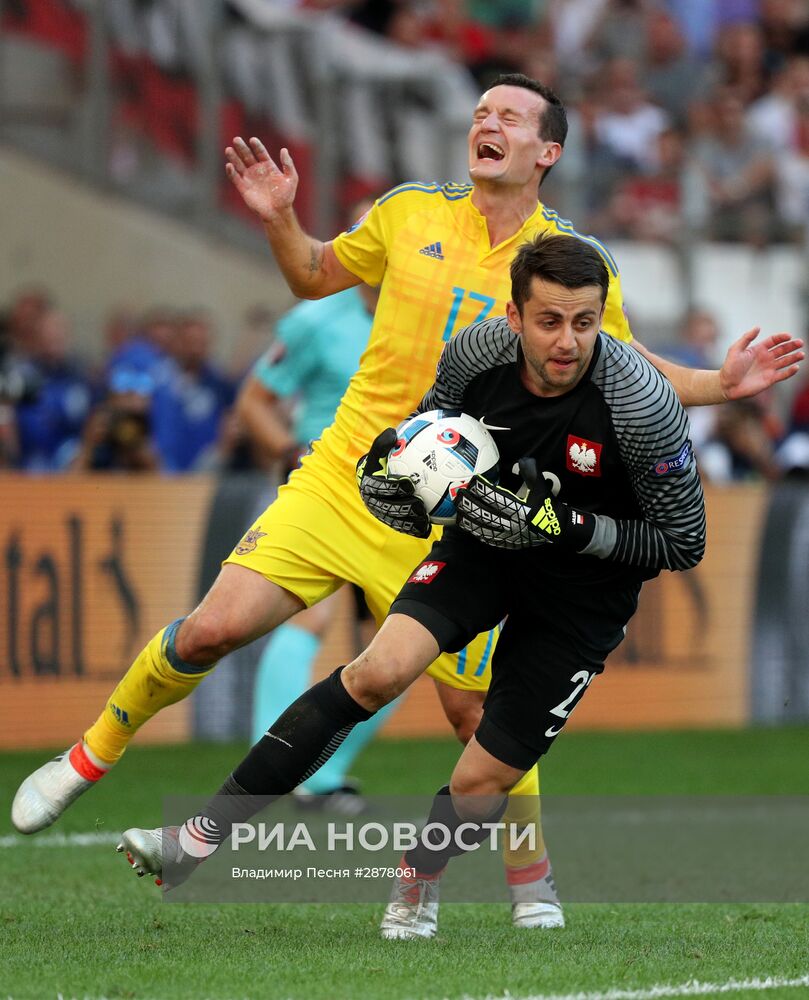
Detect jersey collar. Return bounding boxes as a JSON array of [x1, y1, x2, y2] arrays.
[[460, 197, 548, 259]]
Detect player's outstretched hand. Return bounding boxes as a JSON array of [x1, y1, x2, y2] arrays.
[[224, 137, 299, 222], [357, 428, 431, 539], [456, 459, 596, 552], [720, 327, 804, 401]]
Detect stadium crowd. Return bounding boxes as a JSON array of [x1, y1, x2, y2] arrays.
[[4, 1, 809, 479], [322, 0, 809, 245], [0, 289, 263, 475], [8, 0, 809, 244]]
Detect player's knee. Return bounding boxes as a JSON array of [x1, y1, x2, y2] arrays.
[[450, 769, 512, 801], [443, 702, 482, 745], [437, 685, 484, 745], [176, 611, 245, 664], [342, 656, 406, 711]]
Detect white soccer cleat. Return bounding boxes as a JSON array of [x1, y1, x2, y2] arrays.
[[117, 826, 202, 889], [11, 744, 99, 834], [508, 858, 566, 929], [511, 900, 566, 929], [380, 871, 441, 940], [116, 827, 171, 879]]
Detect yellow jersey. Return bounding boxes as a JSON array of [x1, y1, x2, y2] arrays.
[[318, 181, 632, 471]]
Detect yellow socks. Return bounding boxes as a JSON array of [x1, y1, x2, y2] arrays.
[[83, 619, 214, 766], [503, 763, 546, 871]]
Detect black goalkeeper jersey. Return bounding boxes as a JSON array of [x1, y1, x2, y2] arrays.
[[417, 317, 706, 583]]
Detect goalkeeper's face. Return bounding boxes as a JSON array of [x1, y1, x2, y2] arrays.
[[507, 278, 604, 398]]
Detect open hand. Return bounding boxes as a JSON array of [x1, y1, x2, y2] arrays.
[[720, 328, 804, 401], [224, 137, 298, 222]]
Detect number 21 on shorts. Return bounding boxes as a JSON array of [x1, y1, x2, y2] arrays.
[[545, 669, 596, 738]]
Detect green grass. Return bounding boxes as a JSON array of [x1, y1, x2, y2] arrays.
[[1, 729, 808, 1000]]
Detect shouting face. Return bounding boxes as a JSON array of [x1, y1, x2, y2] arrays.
[[468, 85, 559, 189]]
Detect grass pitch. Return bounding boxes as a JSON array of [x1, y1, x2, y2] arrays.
[[1, 728, 808, 1000]]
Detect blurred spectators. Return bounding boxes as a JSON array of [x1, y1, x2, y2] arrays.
[[4, 0, 809, 478], [658, 307, 721, 369], [773, 342, 809, 475], [151, 313, 235, 472], [698, 398, 783, 482], [686, 85, 777, 244], [14, 308, 93, 472], [747, 53, 809, 149], [105, 306, 174, 387], [787, 361, 809, 433], [422, 0, 498, 82], [642, 8, 708, 125], [593, 58, 670, 173], [599, 126, 686, 241], [71, 369, 160, 473], [590, 0, 649, 65], [3, 288, 53, 356], [12, 0, 809, 245], [194, 409, 262, 473], [760, 0, 809, 72], [707, 21, 770, 104], [775, 92, 809, 237], [0, 290, 51, 467], [548, 0, 609, 75]]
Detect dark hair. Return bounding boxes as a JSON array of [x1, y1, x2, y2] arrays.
[[490, 73, 568, 183], [510, 235, 609, 313]]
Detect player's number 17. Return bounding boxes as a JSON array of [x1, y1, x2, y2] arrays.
[[442, 287, 496, 341]]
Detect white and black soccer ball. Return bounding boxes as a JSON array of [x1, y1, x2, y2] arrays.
[[387, 410, 499, 525]]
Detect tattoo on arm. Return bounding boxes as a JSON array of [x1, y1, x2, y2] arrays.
[[308, 243, 324, 274]]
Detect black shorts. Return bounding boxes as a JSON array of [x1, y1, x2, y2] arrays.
[[391, 529, 641, 771]]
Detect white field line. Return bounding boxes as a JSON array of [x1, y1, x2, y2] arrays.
[[0, 831, 120, 848], [463, 974, 809, 1000]]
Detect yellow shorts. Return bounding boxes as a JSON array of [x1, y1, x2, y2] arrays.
[[224, 449, 495, 690]]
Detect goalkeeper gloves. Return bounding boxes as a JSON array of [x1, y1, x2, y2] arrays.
[[456, 458, 596, 552], [357, 427, 431, 539]]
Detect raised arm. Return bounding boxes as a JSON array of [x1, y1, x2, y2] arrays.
[[225, 137, 360, 299], [634, 328, 804, 407]]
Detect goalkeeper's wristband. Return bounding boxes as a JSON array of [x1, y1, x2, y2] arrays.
[[529, 492, 617, 558], [529, 492, 595, 550], [515, 458, 616, 557]]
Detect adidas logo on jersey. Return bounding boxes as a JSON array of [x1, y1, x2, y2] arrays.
[[419, 242, 444, 260]]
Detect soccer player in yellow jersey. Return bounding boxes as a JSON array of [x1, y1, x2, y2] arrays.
[[13, 74, 802, 929]]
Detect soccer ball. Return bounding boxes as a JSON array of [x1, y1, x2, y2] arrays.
[[387, 410, 499, 525]]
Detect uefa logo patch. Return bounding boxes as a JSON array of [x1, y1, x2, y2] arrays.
[[407, 561, 446, 584], [653, 441, 691, 476]]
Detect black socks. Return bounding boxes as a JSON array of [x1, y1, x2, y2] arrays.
[[188, 667, 374, 847], [405, 785, 509, 875]]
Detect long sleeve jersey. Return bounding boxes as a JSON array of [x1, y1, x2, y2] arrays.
[[419, 317, 706, 581]]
